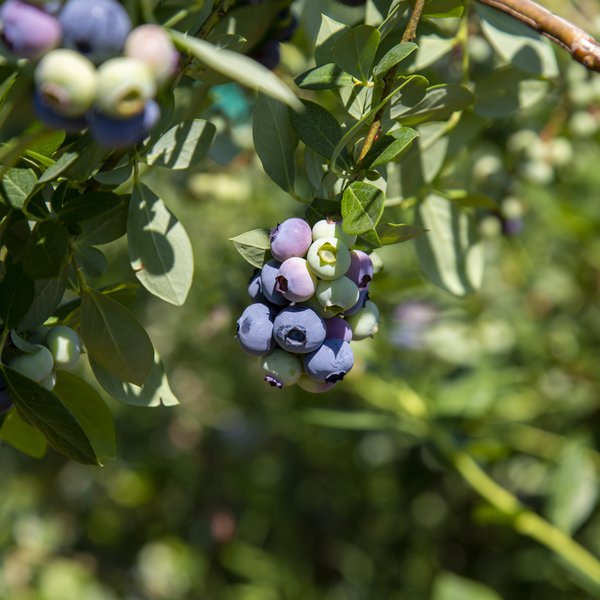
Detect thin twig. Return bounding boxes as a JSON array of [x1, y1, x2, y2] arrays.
[[477, 0, 600, 72]]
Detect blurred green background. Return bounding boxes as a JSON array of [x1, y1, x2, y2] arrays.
[[2, 1, 600, 599]]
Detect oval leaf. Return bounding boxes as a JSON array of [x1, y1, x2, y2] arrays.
[[341, 181, 385, 235], [229, 228, 271, 268], [332, 24, 380, 82], [0, 260, 35, 329]]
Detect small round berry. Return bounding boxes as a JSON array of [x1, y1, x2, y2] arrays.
[[303, 339, 354, 383], [346, 250, 374, 290], [33, 90, 87, 132], [306, 237, 351, 280], [9, 345, 54, 383], [276, 257, 317, 303], [312, 218, 357, 248], [297, 374, 335, 394], [59, 0, 131, 64], [250, 38, 280, 71], [40, 370, 57, 391], [344, 289, 369, 317], [34, 49, 97, 117], [247, 269, 265, 302], [236, 302, 276, 356], [45, 325, 81, 370], [262, 348, 302, 388], [347, 300, 380, 340], [273, 306, 326, 354], [275, 11, 298, 42], [0, 0, 62, 59], [124, 25, 179, 87], [316, 277, 360, 316], [260, 260, 289, 306], [269, 218, 312, 262], [325, 317, 353, 342]]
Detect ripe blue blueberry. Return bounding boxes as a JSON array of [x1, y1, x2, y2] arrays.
[[261, 348, 302, 388], [0, 377, 12, 415], [259, 259, 289, 306], [312, 218, 357, 248], [0, 0, 61, 59], [247, 269, 265, 302], [297, 374, 335, 394], [59, 0, 132, 64], [236, 302, 276, 356], [303, 339, 354, 383], [89, 99, 160, 148], [316, 277, 360, 315], [33, 90, 87, 132], [250, 38, 281, 71], [344, 289, 368, 317], [273, 306, 326, 354], [325, 316, 353, 342], [346, 250, 374, 290], [306, 237, 351, 280], [34, 49, 97, 117], [275, 11, 298, 42], [125, 25, 179, 87], [347, 300, 380, 340], [276, 257, 317, 303], [269, 218, 312, 262]]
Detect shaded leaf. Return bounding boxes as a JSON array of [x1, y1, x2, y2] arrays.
[[0, 408, 47, 458], [1, 167, 37, 209], [0, 260, 35, 329], [332, 24, 380, 82], [59, 191, 122, 223], [373, 42, 417, 79], [74, 244, 108, 279], [77, 198, 128, 246], [362, 127, 418, 168], [315, 15, 348, 66], [23, 220, 70, 279], [376, 222, 427, 245], [295, 64, 355, 90]]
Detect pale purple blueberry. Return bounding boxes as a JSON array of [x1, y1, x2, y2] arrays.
[[303, 339, 354, 383], [260, 259, 289, 306], [325, 317, 352, 342], [269, 218, 312, 262], [236, 302, 276, 356], [261, 348, 302, 388], [247, 269, 265, 302], [297, 374, 335, 394], [275, 257, 317, 303], [346, 250, 374, 290], [0, 377, 12, 415], [316, 277, 360, 316], [344, 289, 369, 317], [347, 300, 380, 340], [306, 237, 351, 280], [312, 218, 357, 248], [59, 0, 131, 64], [273, 306, 326, 354], [0, 0, 61, 59]]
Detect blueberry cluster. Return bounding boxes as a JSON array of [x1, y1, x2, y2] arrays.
[[0, 0, 178, 147], [236, 218, 380, 393]]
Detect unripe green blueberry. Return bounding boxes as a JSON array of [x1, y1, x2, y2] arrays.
[[312, 218, 357, 248], [45, 326, 81, 370], [306, 237, 351, 280], [40, 370, 57, 391], [261, 349, 302, 388], [96, 57, 156, 118], [316, 277, 360, 316], [346, 300, 380, 340], [9, 345, 54, 383], [297, 374, 335, 394], [34, 49, 97, 117]]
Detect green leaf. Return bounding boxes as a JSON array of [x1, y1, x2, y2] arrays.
[[546, 440, 598, 533], [295, 64, 355, 90], [476, 3, 558, 78], [0, 365, 98, 465], [53, 371, 116, 462], [23, 220, 70, 279], [362, 127, 418, 168], [414, 193, 484, 297], [77, 198, 128, 246], [332, 24, 380, 82], [229, 228, 271, 268], [128, 184, 194, 306], [354, 229, 383, 251], [81, 287, 154, 386], [1, 168, 37, 209], [171, 31, 301, 110], [144, 119, 216, 169], [0, 260, 35, 329], [432, 572, 502, 600], [253, 93, 298, 193], [305, 198, 342, 227], [0, 408, 47, 458], [38, 149, 79, 184], [413, 30, 456, 70], [341, 182, 385, 235], [373, 42, 417, 79], [289, 100, 347, 164], [24, 127, 65, 157], [90, 351, 179, 408], [388, 75, 429, 119], [376, 222, 427, 245], [315, 15, 348, 67], [59, 191, 122, 223], [423, 0, 465, 17], [17, 267, 67, 331], [443, 190, 497, 209], [74, 244, 107, 278]]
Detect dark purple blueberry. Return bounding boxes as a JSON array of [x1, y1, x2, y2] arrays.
[[275, 13, 298, 42], [303, 339, 354, 383], [260, 259, 289, 306], [88, 100, 160, 149], [273, 306, 326, 354], [344, 289, 368, 317], [502, 217, 524, 236], [59, 0, 131, 64], [270, 217, 312, 262], [236, 302, 276, 356], [33, 90, 87, 132], [325, 317, 352, 342], [247, 269, 265, 302], [275, 257, 316, 302], [0, 377, 12, 415], [0, 0, 61, 59], [346, 250, 374, 290], [250, 38, 281, 71]]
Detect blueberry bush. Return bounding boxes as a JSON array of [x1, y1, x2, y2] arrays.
[[1, 0, 600, 597]]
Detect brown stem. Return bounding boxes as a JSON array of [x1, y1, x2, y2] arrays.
[[357, 0, 427, 163], [476, 0, 600, 72]]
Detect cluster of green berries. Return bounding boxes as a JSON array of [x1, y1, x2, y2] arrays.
[[0, 325, 82, 415], [0, 0, 178, 147], [236, 217, 381, 393]]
